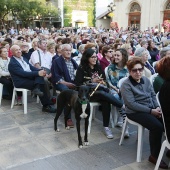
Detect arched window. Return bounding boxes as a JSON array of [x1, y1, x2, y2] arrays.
[[166, 2, 170, 10], [130, 3, 141, 12]]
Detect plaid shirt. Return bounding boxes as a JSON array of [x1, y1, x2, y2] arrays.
[[107, 64, 128, 87], [65, 59, 75, 81]]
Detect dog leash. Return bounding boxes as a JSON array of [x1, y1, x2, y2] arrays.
[[90, 82, 102, 97]]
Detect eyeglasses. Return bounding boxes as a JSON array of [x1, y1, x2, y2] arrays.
[[90, 56, 97, 59], [131, 67, 144, 73], [108, 51, 113, 53]]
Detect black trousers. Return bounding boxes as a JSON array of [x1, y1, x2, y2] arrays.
[[127, 112, 164, 158], [90, 91, 123, 127], [0, 76, 13, 97], [16, 77, 52, 106]]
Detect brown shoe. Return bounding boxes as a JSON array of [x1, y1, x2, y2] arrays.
[[148, 155, 168, 169], [67, 119, 74, 128], [166, 150, 170, 158]]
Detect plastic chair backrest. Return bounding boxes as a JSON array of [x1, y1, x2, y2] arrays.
[[156, 92, 169, 143], [117, 77, 128, 88], [150, 73, 158, 85]]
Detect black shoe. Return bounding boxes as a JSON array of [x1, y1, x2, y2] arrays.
[[42, 105, 56, 113], [32, 88, 43, 97], [148, 155, 168, 169], [166, 150, 170, 158]]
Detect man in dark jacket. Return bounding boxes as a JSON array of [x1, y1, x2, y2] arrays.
[[8, 45, 56, 113]]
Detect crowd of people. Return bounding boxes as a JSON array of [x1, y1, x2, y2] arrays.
[[0, 25, 170, 169]]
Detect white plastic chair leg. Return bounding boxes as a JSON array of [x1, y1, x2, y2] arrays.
[[154, 141, 166, 170], [11, 89, 16, 109], [119, 117, 127, 145], [0, 83, 3, 106], [23, 90, 27, 114], [136, 126, 144, 162]]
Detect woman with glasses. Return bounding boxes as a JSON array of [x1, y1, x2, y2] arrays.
[[121, 57, 167, 169], [75, 48, 123, 139], [100, 45, 113, 71]]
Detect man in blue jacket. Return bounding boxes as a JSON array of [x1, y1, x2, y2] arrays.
[[8, 45, 56, 113], [51, 44, 78, 127]]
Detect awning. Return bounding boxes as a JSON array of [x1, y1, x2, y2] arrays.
[[75, 19, 84, 23], [96, 11, 110, 20]]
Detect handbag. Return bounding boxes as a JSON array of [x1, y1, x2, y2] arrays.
[[37, 50, 51, 74]]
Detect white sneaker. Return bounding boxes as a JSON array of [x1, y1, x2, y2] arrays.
[[116, 116, 123, 128], [104, 127, 114, 139]]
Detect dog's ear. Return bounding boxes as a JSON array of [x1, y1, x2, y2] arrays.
[[74, 86, 79, 91]]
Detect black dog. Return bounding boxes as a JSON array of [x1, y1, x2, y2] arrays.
[[54, 85, 90, 148]]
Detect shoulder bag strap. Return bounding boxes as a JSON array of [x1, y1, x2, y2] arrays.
[[37, 50, 41, 66]]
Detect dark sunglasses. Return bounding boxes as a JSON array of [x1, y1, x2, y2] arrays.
[[131, 67, 144, 73]]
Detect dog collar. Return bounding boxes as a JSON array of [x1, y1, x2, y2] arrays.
[[78, 98, 87, 105]]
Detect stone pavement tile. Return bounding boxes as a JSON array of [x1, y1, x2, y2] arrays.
[[0, 115, 17, 130], [21, 119, 56, 137], [0, 126, 31, 144], [113, 160, 154, 170], [7, 159, 56, 170], [0, 139, 51, 169]]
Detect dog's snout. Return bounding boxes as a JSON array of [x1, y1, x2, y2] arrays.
[[82, 97, 86, 101]]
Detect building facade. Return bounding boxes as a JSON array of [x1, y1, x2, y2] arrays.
[[96, 0, 170, 31]]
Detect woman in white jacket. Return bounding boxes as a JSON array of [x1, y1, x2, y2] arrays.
[[0, 47, 13, 99]]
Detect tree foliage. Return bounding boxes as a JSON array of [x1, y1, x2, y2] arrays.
[[64, 0, 95, 27], [0, 0, 58, 27]]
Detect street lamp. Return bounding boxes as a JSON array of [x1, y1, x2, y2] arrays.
[[107, 1, 116, 12]]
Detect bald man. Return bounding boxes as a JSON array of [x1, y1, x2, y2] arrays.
[[8, 45, 56, 113]]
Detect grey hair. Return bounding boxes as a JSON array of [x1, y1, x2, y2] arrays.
[[160, 47, 170, 58], [61, 44, 72, 50], [134, 47, 146, 57], [78, 44, 85, 52]]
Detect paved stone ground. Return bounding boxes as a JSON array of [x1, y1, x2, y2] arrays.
[[0, 95, 169, 170]]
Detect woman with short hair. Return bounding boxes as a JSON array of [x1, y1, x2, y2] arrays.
[[121, 57, 168, 169]]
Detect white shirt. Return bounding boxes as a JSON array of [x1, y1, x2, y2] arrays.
[[14, 56, 31, 72], [29, 49, 52, 69]]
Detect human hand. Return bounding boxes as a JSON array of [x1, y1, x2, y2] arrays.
[[151, 108, 162, 118], [92, 77, 103, 83], [38, 70, 46, 77]]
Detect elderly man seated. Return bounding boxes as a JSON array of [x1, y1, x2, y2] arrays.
[[51, 44, 78, 127], [8, 45, 56, 113]]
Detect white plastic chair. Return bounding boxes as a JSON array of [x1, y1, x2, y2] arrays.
[[0, 83, 3, 106], [154, 92, 170, 170], [150, 73, 158, 85], [88, 102, 116, 134], [11, 87, 29, 114], [119, 117, 145, 162], [152, 61, 157, 68], [118, 76, 145, 162]]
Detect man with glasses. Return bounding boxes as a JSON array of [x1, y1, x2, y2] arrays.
[[29, 39, 52, 99], [51, 44, 78, 127]]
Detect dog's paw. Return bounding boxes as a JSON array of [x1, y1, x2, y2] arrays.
[[57, 129, 60, 132], [65, 126, 70, 130], [79, 145, 83, 149], [84, 142, 89, 146]]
